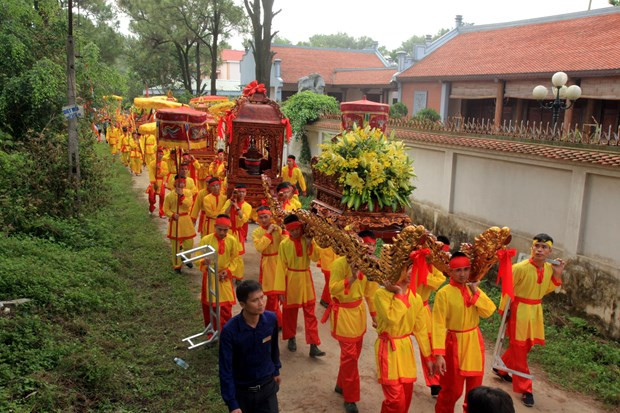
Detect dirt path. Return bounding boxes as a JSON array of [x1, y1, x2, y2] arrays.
[[131, 171, 607, 413]]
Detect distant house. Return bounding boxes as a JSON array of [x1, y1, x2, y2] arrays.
[[396, 7, 620, 133], [240, 45, 397, 102]]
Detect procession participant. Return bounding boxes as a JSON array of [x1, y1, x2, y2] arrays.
[[433, 252, 497, 413], [223, 184, 252, 255], [374, 262, 433, 413], [182, 152, 201, 183], [190, 180, 210, 236], [410, 235, 450, 397], [107, 123, 118, 155], [120, 126, 131, 166], [219, 280, 281, 413], [276, 182, 301, 212], [252, 206, 285, 327], [281, 154, 307, 196], [196, 159, 210, 191], [209, 148, 227, 182], [200, 177, 228, 237], [147, 147, 168, 218], [275, 214, 325, 358], [129, 131, 143, 175], [143, 133, 157, 165], [315, 243, 339, 308], [198, 214, 243, 327], [167, 162, 197, 199], [163, 175, 196, 273], [164, 149, 178, 191], [323, 230, 378, 413], [496, 233, 564, 408]]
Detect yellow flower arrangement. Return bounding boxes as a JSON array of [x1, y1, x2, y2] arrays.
[[315, 125, 416, 211]]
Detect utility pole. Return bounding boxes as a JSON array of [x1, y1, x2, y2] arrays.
[[66, 0, 82, 197]]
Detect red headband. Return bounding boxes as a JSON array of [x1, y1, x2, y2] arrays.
[[175, 177, 186, 183], [215, 217, 231, 227], [449, 256, 471, 269], [209, 179, 221, 186], [257, 210, 272, 216], [362, 236, 376, 245], [284, 221, 303, 231], [442, 244, 450, 252], [278, 187, 289, 194]]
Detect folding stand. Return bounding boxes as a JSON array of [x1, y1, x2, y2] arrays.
[[491, 296, 534, 380], [177, 244, 220, 349]]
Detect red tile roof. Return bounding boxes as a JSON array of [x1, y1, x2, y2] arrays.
[[331, 68, 397, 86], [221, 49, 244, 61], [399, 11, 620, 80], [312, 118, 620, 168], [272, 45, 388, 84]]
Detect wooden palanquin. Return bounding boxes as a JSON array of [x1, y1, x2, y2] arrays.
[[226, 92, 285, 207], [188, 96, 227, 164]]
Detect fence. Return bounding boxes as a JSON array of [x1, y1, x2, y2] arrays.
[[319, 114, 620, 147]]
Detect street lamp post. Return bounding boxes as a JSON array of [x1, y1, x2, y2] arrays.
[[532, 71, 582, 127]]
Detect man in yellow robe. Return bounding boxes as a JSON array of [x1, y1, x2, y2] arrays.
[[281, 154, 307, 196], [209, 149, 227, 182], [199, 177, 228, 237], [163, 176, 196, 272], [409, 236, 450, 397], [196, 160, 210, 191], [223, 184, 252, 255], [432, 252, 496, 413], [166, 162, 197, 197], [198, 214, 243, 328], [315, 243, 339, 308], [120, 126, 131, 166], [275, 214, 325, 358], [323, 230, 378, 413], [147, 147, 168, 218], [276, 182, 301, 212], [129, 132, 143, 175], [252, 206, 285, 326], [107, 125, 118, 155], [143, 134, 157, 165], [496, 233, 564, 407]]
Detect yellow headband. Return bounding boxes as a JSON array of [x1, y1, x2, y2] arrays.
[[533, 240, 553, 247]]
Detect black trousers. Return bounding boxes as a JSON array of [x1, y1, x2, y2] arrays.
[[237, 378, 279, 413]]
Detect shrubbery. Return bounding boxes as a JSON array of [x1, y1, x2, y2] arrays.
[[389, 102, 408, 118], [414, 107, 441, 122]]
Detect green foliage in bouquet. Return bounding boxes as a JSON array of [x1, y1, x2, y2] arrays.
[[315, 125, 415, 211]]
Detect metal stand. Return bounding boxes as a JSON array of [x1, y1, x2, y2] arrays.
[[176, 244, 220, 349], [491, 296, 534, 380]]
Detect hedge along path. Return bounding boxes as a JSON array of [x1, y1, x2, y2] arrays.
[[131, 172, 608, 413]]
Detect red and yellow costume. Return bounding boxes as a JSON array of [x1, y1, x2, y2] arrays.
[[200, 192, 227, 237], [107, 127, 118, 154], [498, 258, 562, 394], [252, 223, 285, 326], [166, 174, 197, 196], [281, 164, 306, 193], [432, 281, 496, 413], [147, 156, 168, 217], [323, 257, 377, 404], [315, 243, 339, 305], [129, 137, 142, 174], [143, 134, 157, 165], [275, 233, 321, 345], [412, 265, 446, 388], [198, 231, 242, 327], [374, 287, 431, 413], [222, 199, 252, 254], [120, 132, 131, 166], [196, 162, 210, 191], [163, 188, 195, 270]]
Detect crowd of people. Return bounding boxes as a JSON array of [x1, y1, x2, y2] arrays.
[[101, 125, 566, 413]]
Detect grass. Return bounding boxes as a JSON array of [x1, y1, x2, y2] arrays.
[[0, 144, 225, 412]]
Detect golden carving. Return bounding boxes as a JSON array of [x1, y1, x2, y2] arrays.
[[460, 226, 512, 282]]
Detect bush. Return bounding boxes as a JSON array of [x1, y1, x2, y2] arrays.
[[389, 102, 408, 118], [414, 107, 441, 122]]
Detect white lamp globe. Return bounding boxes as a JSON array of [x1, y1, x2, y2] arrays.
[[566, 85, 582, 100], [551, 71, 568, 87], [532, 85, 548, 100], [552, 85, 568, 99]]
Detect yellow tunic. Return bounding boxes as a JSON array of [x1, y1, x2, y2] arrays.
[[281, 165, 307, 192], [252, 225, 285, 295], [209, 160, 227, 181], [143, 134, 157, 165], [374, 288, 431, 384], [327, 257, 376, 341], [196, 162, 210, 191], [199, 233, 242, 305], [315, 243, 338, 272], [222, 200, 252, 253], [432, 282, 496, 376], [201, 193, 228, 236], [107, 128, 118, 154], [166, 174, 197, 196], [275, 237, 319, 308], [282, 197, 302, 212], [415, 266, 447, 347], [163, 189, 196, 241], [191, 188, 208, 234], [499, 259, 562, 345], [120, 133, 130, 153], [148, 159, 168, 187]]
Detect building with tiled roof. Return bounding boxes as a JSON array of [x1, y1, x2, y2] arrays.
[[396, 7, 620, 135], [240, 45, 397, 102]]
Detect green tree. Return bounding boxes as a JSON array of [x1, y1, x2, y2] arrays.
[[273, 34, 292, 45], [299, 32, 380, 49]]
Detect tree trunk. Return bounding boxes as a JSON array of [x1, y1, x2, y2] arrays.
[[244, 0, 277, 97], [210, 5, 220, 95], [196, 42, 202, 95]]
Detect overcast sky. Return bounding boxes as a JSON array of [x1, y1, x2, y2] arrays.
[[117, 0, 614, 51]]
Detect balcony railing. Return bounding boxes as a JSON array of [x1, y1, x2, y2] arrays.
[[318, 114, 620, 147]]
